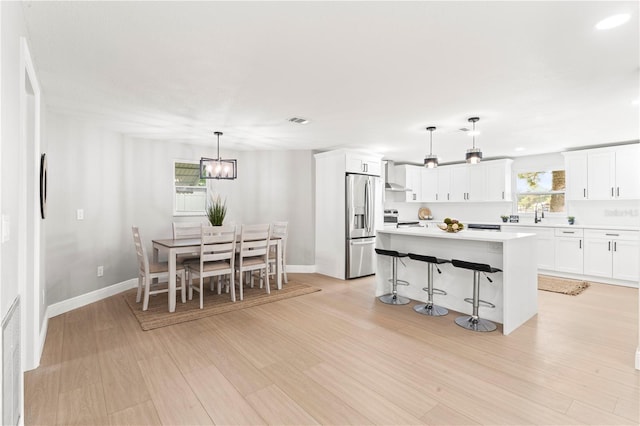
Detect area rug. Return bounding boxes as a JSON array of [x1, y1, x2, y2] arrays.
[[123, 279, 320, 331], [538, 275, 590, 296]]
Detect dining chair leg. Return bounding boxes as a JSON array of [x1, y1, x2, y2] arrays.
[[188, 273, 194, 301], [180, 270, 186, 304], [199, 276, 203, 309], [238, 270, 244, 301], [142, 276, 150, 311], [136, 274, 143, 303], [264, 267, 270, 294], [230, 273, 236, 302]]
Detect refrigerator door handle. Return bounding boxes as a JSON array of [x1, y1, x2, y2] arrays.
[[365, 178, 374, 235], [350, 239, 376, 245], [364, 180, 369, 233]]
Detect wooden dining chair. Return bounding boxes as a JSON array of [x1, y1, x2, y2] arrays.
[[235, 223, 271, 301], [132, 226, 186, 311], [268, 221, 288, 284], [185, 225, 236, 308], [172, 221, 206, 265]]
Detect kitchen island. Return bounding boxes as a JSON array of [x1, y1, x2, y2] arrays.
[[376, 227, 537, 335]]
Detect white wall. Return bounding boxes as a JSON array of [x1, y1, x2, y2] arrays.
[[45, 112, 315, 305]]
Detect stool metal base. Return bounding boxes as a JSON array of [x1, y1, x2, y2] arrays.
[[455, 315, 497, 332], [379, 294, 410, 305], [413, 303, 448, 316]]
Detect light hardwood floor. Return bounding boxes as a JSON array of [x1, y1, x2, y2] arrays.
[[25, 273, 639, 425]]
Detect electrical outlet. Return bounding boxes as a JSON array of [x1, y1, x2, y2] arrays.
[[77, 209, 84, 220], [97, 266, 104, 277]]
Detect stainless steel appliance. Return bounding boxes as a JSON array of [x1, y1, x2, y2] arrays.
[[467, 223, 502, 232], [346, 173, 378, 278]]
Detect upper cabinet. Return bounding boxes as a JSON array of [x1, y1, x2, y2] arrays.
[[485, 159, 513, 201], [395, 165, 422, 202], [563, 144, 640, 200], [393, 159, 512, 203], [345, 152, 382, 176], [563, 152, 588, 200], [421, 168, 438, 202]]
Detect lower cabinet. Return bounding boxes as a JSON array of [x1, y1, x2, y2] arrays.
[[584, 230, 639, 281], [554, 229, 583, 274]]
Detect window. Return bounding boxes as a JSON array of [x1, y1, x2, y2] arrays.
[[174, 161, 207, 215], [516, 170, 566, 214]]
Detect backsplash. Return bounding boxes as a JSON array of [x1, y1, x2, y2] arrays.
[[384, 199, 640, 228]]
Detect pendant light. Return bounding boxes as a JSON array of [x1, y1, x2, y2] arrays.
[[423, 126, 438, 168], [465, 117, 483, 164], [200, 131, 237, 180]]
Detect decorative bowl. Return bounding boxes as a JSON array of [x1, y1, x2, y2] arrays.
[[437, 218, 464, 233]]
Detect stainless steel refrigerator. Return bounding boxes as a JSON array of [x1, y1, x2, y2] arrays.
[[345, 173, 378, 279]]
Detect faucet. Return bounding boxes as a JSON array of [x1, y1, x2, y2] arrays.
[[534, 203, 545, 223]]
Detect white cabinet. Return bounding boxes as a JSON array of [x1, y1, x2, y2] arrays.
[[449, 164, 486, 201], [449, 165, 468, 202], [613, 144, 640, 199], [392, 159, 511, 204], [345, 153, 381, 176], [420, 168, 438, 202], [563, 152, 588, 200], [507, 226, 555, 270], [554, 228, 583, 274], [485, 159, 513, 201], [564, 144, 640, 200], [395, 165, 422, 202], [584, 230, 639, 281], [437, 167, 451, 202]]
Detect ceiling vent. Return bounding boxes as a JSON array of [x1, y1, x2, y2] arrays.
[[288, 117, 310, 124]]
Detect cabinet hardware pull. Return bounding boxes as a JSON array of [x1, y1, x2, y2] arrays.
[[436, 194, 438, 201], [616, 187, 620, 197], [447, 193, 450, 201], [605, 233, 619, 236], [583, 188, 586, 198], [579, 239, 582, 249], [502, 191, 504, 200], [614, 242, 617, 251], [611, 187, 614, 197], [608, 241, 611, 251], [562, 231, 575, 234]]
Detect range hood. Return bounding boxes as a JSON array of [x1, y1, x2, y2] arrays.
[[384, 160, 411, 192]]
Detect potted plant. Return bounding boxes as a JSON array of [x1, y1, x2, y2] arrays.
[[500, 215, 509, 223], [567, 216, 575, 225], [207, 195, 227, 226]]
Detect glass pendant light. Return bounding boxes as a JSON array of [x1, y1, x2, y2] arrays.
[[200, 131, 237, 179], [465, 117, 483, 164], [423, 126, 438, 168]]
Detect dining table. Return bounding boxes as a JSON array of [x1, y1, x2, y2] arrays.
[[151, 236, 283, 312]]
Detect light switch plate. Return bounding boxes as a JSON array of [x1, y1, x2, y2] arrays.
[[76, 209, 84, 220]]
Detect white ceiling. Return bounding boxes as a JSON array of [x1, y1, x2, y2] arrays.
[[22, 1, 639, 164]]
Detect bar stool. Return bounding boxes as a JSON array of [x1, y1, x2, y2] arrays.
[[451, 259, 502, 332], [407, 253, 450, 316], [375, 248, 410, 305]]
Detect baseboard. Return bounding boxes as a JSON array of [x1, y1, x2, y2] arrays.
[[47, 278, 137, 318], [37, 312, 49, 368], [286, 264, 317, 273]]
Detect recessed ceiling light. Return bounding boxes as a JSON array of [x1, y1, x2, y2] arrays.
[[514, 147, 525, 152], [595, 14, 630, 30], [288, 117, 310, 124]]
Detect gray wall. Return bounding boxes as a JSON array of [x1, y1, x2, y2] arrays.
[[46, 111, 315, 305]]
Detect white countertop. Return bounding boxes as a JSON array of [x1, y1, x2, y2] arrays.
[[499, 222, 639, 231], [378, 226, 535, 242], [415, 220, 639, 231]]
